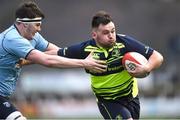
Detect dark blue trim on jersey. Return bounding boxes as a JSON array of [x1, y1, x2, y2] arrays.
[[45, 42, 50, 51], [25, 49, 35, 59], [14, 24, 20, 35]]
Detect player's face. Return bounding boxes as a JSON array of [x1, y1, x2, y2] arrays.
[[92, 21, 116, 49], [24, 23, 41, 40]]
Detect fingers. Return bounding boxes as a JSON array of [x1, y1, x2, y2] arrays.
[[94, 60, 107, 69], [85, 51, 107, 73], [127, 63, 150, 78], [89, 67, 107, 73], [89, 62, 107, 73], [87, 50, 94, 59], [94, 59, 107, 64]]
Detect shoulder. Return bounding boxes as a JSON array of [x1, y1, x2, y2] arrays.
[[73, 39, 95, 49], [116, 34, 134, 41], [33, 32, 45, 41], [3, 25, 20, 40], [116, 34, 140, 44], [81, 39, 95, 46], [2, 26, 27, 45]]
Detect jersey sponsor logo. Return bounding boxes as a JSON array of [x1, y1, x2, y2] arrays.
[[3, 102, 11, 107], [145, 46, 150, 54], [107, 66, 122, 71]]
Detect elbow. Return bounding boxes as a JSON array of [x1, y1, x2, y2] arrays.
[[159, 54, 164, 66], [154, 50, 164, 68]]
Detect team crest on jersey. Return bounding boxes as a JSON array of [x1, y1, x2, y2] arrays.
[[3, 102, 11, 107], [93, 53, 100, 59], [112, 48, 120, 57]]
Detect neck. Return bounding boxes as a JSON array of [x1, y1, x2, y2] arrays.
[[14, 23, 26, 38]]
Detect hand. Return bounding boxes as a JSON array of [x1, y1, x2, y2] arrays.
[[17, 58, 33, 67], [83, 51, 107, 73], [127, 62, 150, 78]]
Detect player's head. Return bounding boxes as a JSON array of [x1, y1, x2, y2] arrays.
[[15, 1, 45, 21], [15, 1, 44, 40], [91, 11, 116, 50]]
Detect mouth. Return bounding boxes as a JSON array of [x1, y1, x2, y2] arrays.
[[109, 40, 115, 45]]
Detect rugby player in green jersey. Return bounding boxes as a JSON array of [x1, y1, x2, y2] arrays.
[[57, 11, 163, 120]]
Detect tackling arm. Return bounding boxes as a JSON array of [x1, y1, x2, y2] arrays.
[[26, 49, 107, 73]]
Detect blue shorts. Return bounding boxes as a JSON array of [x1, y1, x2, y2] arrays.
[[97, 95, 140, 119], [0, 95, 17, 119]]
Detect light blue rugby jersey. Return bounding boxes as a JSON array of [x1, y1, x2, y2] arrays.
[[0, 25, 48, 97]]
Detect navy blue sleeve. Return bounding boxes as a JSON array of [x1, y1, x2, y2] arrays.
[[118, 34, 154, 59], [57, 42, 87, 59]]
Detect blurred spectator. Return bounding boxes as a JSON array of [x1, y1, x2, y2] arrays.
[[164, 34, 180, 97], [168, 34, 180, 60]]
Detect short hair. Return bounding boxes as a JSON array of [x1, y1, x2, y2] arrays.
[[91, 11, 113, 28], [15, 1, 45, 19]]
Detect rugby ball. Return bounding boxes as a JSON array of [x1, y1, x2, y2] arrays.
[[122, 52, 148, 72]]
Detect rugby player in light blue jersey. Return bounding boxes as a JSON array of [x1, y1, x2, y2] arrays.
[[0, 2, 107, 120], [57, 11, 164, 120]]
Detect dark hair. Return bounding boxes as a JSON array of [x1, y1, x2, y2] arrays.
[[15, 1, 45, 19], [91, 11, 113, 28]]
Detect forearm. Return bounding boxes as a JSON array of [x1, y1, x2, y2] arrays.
[[44, 55, 85, 68], [146, 50, 163, 72], [45, 43, 60, 55], [26, 50, 85, 68], [27, 49, 107, 73], [44, 49, 58, 55]]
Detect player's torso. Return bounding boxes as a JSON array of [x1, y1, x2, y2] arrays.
[[0, 25, 45, 97], [85, 42, 125, 74], [83, 36, 138, 100]]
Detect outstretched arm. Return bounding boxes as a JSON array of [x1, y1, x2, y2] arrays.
[[26, 49, 107, 73]]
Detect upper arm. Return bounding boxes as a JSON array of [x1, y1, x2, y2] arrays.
[[26, 49, 47, 65], [3, 37, 34, 58], [120, 35, 154, 59]]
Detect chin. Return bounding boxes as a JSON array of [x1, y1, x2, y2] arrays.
[[26, 36, 33, 40], [108, 43, 115, 48], [104, 45, 113, 49]]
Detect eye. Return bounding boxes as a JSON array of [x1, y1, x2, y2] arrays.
[[111, 30, 115, 33], [111, 28, 115, 33], [35, 23, 41, 27], [103, 30, 109, 35]]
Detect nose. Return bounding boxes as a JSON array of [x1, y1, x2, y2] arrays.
[[37, 26, 41, 32], [109, 33, 113, 39]]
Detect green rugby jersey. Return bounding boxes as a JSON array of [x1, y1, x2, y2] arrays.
[[58, 34, 153, 100]]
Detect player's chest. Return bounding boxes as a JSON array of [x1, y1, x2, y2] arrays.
[[91, 45, 126, 66]]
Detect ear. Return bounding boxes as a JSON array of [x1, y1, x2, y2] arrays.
[[91, 31, 97, 39]]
